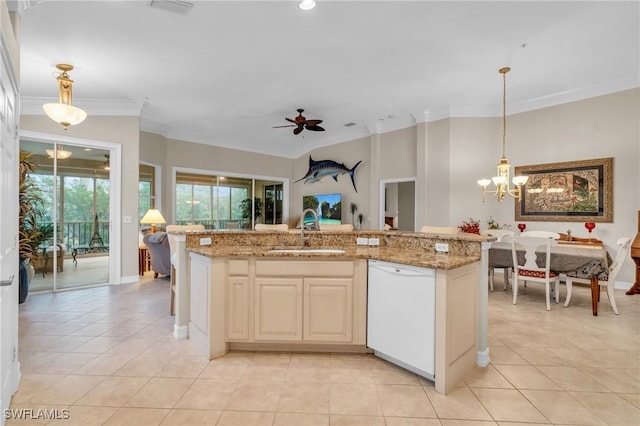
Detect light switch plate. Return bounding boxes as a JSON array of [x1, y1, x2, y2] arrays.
[[123, 216, 132, 223], [200, 237, 212, 245], [356, 237, 369, 245], [368, 238, 380, 246], [435, 242, 449, 253]]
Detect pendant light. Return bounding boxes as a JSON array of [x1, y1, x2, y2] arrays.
[[45, 145, 72, 160], [42, 64, 87, 130], [477, 67, 528, 202]]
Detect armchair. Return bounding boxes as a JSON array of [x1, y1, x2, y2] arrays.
[[142, 232, 171, 278]]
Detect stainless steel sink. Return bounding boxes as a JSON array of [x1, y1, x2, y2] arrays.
[[267, 248, 346, 254]]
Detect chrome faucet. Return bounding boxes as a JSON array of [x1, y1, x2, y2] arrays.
[[300, 208, 319, 246]]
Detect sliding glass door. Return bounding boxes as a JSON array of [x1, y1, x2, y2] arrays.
[[19, 139, 112, 292]]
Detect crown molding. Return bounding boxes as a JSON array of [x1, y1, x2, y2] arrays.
[[21, 96, 143, 116], [139, 117, 170, 137]]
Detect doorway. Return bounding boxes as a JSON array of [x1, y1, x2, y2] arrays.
[[380, 178, 416, 231], [19, 137, 117, 293]]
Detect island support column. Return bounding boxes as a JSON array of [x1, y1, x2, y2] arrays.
[[173, 235, 190, 339], [476, 241, 491, 367]]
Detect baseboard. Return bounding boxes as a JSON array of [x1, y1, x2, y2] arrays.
[[614, 280, 632, 290], [120, 275, 139, 284], [173, 324, 188, 339]]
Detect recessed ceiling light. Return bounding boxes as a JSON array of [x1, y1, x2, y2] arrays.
[[148, 0, 193, 15], [298, 0, 316, 11], [84, 148, 92, 151]]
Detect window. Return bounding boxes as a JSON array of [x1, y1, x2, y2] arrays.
[[175, 172, 281, 230], [139, 164, 155, 220]]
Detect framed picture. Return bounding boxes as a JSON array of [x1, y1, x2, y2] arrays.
[[514, 157, 613, 222]]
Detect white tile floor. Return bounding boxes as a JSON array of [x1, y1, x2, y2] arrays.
[[10, 274, 640, 425]]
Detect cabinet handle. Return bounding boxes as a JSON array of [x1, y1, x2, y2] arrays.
[[0, 274, 14, 287]]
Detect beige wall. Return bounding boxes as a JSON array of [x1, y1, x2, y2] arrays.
[[143, 89, 638, 283], [448, 89, 639, 283], [292, 137, 370, 229], [140, 133, 294, 224], [20, 115, 140, 281]]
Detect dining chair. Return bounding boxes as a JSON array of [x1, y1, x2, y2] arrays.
[[166, 224, 205, 315], [481, 229, 515, 291], [511, 236, 560, 311], [564, 237, 631, 314], [520, 231, 560, 239]]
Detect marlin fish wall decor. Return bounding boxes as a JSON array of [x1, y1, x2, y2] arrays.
[[295, 156, 362, 192]]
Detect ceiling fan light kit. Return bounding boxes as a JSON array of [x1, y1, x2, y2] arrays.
[[273, 108, 325, 135], [42, 63, 87, 130]]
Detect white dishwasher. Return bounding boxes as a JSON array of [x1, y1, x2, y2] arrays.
[[367, 259, 436, 379]]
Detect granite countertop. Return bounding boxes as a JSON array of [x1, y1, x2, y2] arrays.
[[187, 244, 478, 270]]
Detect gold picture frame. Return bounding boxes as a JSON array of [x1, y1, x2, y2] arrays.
[[514, 157, 613, 222]]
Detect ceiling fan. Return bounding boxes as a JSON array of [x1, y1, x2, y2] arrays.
[[273, 108, 325, 135]]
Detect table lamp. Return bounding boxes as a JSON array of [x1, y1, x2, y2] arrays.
[[140, 209, 166, 233]]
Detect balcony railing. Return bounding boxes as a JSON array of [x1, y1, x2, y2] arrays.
[[39, 221, 110, 247]]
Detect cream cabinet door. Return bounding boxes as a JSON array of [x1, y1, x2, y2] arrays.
[[254, 278, 303, 341], [303, 278, 353, 342], [227, 276, 249, 340]]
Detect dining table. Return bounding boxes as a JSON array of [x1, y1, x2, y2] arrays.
[[489, 240, 611, 316]]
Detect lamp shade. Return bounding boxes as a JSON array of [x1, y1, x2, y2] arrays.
[[43, 103, 87, 129], [45, 146, 73, 160], [140, 209, 166, 225]]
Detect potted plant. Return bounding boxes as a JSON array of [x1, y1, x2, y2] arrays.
[[350, 202, 358, 226], [241, 197, 263, 226], [18, 152, 47, 303]]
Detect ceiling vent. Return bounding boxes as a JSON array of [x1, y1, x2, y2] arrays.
[[343, 122, 357, 127], [148, 0, 193, 15]]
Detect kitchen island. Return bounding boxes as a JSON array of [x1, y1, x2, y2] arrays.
[[170, 229, 492, 394]]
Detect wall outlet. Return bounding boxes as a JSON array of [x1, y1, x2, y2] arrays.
[[356, 237, 369, 246], [435, 242, 449, 253], [368, 238, 380, 246], [123, 216, 132, 223], [200, 237, 212, 245]]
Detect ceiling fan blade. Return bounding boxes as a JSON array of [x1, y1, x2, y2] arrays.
[[273, 125, 296, 128], [305, 125, 325, 132], [293, 127, 304, 135], [305, 119, 323, 126], [285, 117, 297, 124]]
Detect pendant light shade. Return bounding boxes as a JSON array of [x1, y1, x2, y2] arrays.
[[42, 64, 87, 130], [45, 145, 72, 160]]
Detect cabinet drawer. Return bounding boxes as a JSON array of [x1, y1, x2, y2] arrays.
[[228, 259, 249, 276], [256, 260, 353, 277]]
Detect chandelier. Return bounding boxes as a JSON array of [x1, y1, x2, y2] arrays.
[[477, 67, 528, 202], [42, 64, 87, 130]]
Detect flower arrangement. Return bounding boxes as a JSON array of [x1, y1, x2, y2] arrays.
[[458, 218, 480, 234], [487, 216, 511, 230]]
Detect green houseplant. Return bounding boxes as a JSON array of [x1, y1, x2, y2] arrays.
[[18, 152, 48, 303], [241, 197, 262, 224]]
